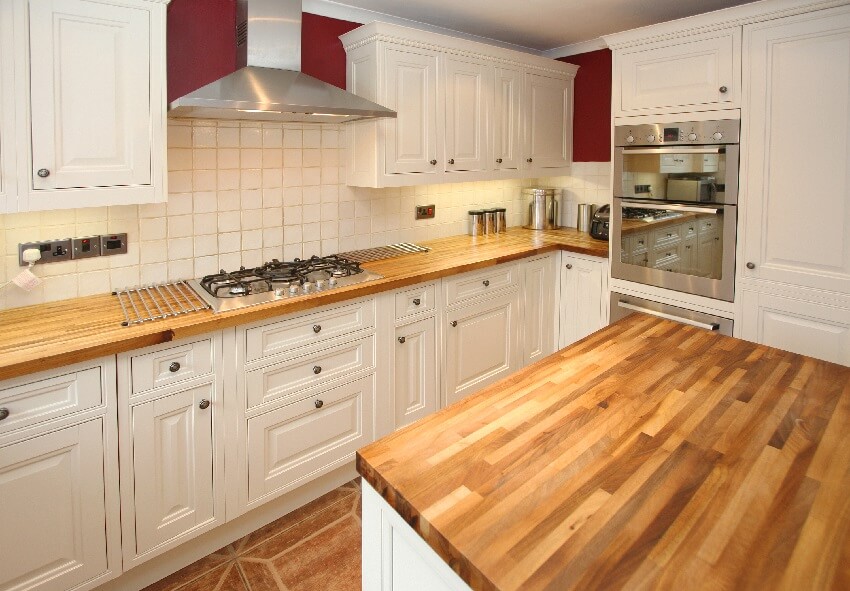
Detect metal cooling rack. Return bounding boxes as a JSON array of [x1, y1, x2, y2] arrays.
[[113, 281, 210, 326], [338, 242, 430, 263]]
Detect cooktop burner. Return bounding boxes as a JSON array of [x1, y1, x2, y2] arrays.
[[187, 255, 383, 313], [622, 207, 683, 222]]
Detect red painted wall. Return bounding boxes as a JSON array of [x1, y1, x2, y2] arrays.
[[302, 13, 361, 89], [558, 49, 612, 162]]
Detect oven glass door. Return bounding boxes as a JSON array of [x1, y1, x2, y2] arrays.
[[611, 199, 737, 301], [614, 145, 739, 204]]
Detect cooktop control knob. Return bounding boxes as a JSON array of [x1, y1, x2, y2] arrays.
[[315, 279, 326, 290], [302, 282, 312, 293], [712, 131, 723, 141], [328, 277, 338, 287], [274, 287, 285, 297], [645, 134, 656, 143], [289, 284, 299, 295], [625, 134, 635, 144], [688, 132, 698, 141]]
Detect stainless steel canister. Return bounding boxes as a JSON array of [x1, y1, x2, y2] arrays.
[[483, 210, 497, 234], [522, 188, 559, 230], [494, 208, 507, 233], [577, 203, 594, 232], [468, 210, 485, 236]]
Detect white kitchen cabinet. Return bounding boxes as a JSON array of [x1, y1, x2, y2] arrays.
[[0, 2, 15, 212], [492, 66, 523, 171], [444, 55, 490, 172], [393, 316, 438, 429], [524, 71, 572, 170], [7, 0, 167, 211], [522, 254, 557, 365], [559, 254, 608, 349], [612, 28, 741, 115]]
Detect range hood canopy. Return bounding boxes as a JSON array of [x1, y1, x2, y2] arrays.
[[168, 0, 396, 123]]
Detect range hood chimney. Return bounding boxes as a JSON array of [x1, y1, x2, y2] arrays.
[[168, 0, 396, 123]]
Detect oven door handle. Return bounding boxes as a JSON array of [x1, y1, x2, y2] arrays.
[[620, 202, 720, 215], [622, 147, 725, 155], [617, 300, 720, 331]]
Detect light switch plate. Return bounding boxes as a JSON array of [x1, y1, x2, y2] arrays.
[[416, 204, 436, 220]]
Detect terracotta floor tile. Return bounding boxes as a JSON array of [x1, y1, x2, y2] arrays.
[[238, 558, 285, 591], [174, 562, 248, 591], [141, 546, 235, 591], [271, 516, 362, 591]]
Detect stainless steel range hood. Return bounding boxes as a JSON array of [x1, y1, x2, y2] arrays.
[[168, 0, 396, 124]]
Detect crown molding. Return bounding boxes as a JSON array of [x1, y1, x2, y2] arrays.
[[542, 38, 609, 59]]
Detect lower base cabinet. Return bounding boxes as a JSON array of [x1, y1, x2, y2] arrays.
[[393, 316, 437, 429], [559, 254, 608, 348]]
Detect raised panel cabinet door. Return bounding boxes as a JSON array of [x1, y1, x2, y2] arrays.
[[444, 56, 489, 172], [383, 46, 439, 175], [559, 256, 604, 349], [393, 317, 437, 430], [444, 292, 520, 406], [524, 72, 571, 169], [618, 29, 740, 112], [0, 2, 15, 211], [28, 0, 152, 190], [130, 384, 216, 557], [0, 419, 108, 591], [523, 256, 556, 365], [493, 66, 522, 170], [741, 7, 850, 294]]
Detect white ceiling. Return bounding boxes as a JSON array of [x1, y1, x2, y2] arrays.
[[308, 0, 759, 54]]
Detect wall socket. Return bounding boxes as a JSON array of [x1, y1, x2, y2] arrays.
[[19, 233, 128, 266], [415, 204, 436, 220], [634, 184, 652, 194]]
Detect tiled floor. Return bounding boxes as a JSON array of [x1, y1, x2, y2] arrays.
[[143, 479, 362, 591]]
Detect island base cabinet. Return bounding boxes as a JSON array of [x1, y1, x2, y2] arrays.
[[362, 482, 471, 591], [393, 317, 437, 429], [0, 419, 109, 591]]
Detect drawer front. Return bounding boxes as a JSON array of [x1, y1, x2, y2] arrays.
[[246, 335, 376, 409], [698, 217, 718, 235], [444, 264, 519, 308], [130, 339, 214, 395], [652, 225, 681, 248], [630, 232, 649, 255], [682, 220, 699, 240], [245, 299, 375, 363], [394, 283, 436, 321], [0, 367, 103, 434], [247, 375, 374, 503]]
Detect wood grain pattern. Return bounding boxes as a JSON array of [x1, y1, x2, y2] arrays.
[[0, 228, 607, 382], [357, 316, 850, 591]]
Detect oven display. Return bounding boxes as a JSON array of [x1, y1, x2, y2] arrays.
[[663, 127, 680, 142]]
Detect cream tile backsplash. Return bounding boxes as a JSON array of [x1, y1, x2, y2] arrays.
[[0, 120, 611, 310]]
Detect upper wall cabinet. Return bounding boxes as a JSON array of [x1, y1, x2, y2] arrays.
[[341, 22, 577, 188], [0, 5, 16, 212], [3, 0, 168, 212], [607, 28, 741, 117]]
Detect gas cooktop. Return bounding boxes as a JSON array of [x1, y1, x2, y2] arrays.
[[622, 207, 683, 223], [188, 255, 383, 313]]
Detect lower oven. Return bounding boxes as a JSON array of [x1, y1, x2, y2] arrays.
[[610, 292, 733, 336]]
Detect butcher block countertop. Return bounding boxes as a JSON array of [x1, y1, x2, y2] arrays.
[[357, 315, 850, 591], [0, 227, 607, 382]]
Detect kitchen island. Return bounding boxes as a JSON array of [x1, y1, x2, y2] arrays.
[[357, 315, 850, 590]]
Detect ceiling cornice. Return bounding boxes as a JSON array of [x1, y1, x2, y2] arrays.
[[542, 38, 609, 59]]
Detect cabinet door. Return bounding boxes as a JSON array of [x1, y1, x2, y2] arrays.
[[129, 384, 217, 558], [618, 28, 740, 113], [741, 7, 850, 294], [739, 291, 850, 366], [493, 66, 522, 171], [0, 2, 15, 211], [444, 292, 520, 406], [393, 317, 437, 429], [0, 420, 108, 591], [559, 256, 605, 348], [524, 72, 571, 169], [384, 46, 439, 175], [28, 0, 152, 190], [523, 256, 556, 365], [444, 56, 488, 172]]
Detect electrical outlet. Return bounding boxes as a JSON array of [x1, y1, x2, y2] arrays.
[[634, 184, 652, 194], [415, 204, 436, 220], [18, 239, 72, 266], [72, 236, 101, 259], [100, 233, 128, 256]]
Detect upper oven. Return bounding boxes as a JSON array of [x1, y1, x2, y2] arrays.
[[611, 119, 740, 302]]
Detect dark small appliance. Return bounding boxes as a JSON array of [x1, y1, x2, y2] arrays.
[[590, 205, 610, 240]]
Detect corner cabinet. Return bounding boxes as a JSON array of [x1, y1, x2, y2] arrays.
[[559, 253, 609, 349], [3, 0, 168, 212], [342, 22, 576, 187]]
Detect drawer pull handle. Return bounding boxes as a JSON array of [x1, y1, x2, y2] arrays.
[[169, 362, 181, 373], [412, 298, 421, 306], [482, 280, 490, 287], [0, 408, 9, 421], [398, 336, 406, 344], [313, 365, 322, 375], [667, 233, 672, 237], [566, 264, 573, 269], [719, 85, 728, 93], [450, 320, 458, 327], [198, 399, 210, 410], [429, 159, 437, 166], [313, 325, 322, 333], [37, 168, 50, 178], [448, 158, 455, 165], [315, 399, 324, 409], [496, 158, 503, 164], [746, 262, 755, 269], [526, 158, 533, 163]]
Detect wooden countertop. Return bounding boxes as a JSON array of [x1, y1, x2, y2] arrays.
[[0, 227, 607, 382], [357, 316, 850, 591]]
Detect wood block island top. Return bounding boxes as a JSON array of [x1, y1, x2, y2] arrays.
[[357, 315, 850, 591]]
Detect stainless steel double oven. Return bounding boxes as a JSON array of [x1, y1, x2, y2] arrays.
[[611, 119, 740, 303]]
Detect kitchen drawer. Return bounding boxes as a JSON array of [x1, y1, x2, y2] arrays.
[[394, 283, 436, 321], [651, 244, 682, 271], [629, 232, 649, 255], [245, 298, 375, 363], [0, 366, 103, 434], [245, 335, 375, 409], [681, 220, 699, 240], [443, 263, 519, 308], [698, 217, 719, 235], [652, 225, 681, 248], [130, 338, 214, 395], [246, 374, 374, 503]]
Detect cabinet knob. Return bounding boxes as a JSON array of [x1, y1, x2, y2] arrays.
[[429, 159, 437, 165], [719, 85, 728, 94], [448, 158, 455, 165], [37, 168, 50, 178], [450, 320, 458, 327], [315, 399, 324, 409], [169, 362, 181, 373], [313, 365, 322, 375], [526, 158, 533, 163], [566, 264, 573, 269], [482, 280, 490, 287], [397, 336, 406, 344], [313, 324, 322, 333], [496, 158, 503, 164], [198, 399, 210, 410], [412, 298, 421, 306], [667, 233, 672, 237], [0, 408, 9, 421]]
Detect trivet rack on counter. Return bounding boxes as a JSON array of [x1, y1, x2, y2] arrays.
[[113, 281, 209, 326]]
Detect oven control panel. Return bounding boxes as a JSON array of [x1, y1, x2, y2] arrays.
[[615, 119, 740, 147]]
